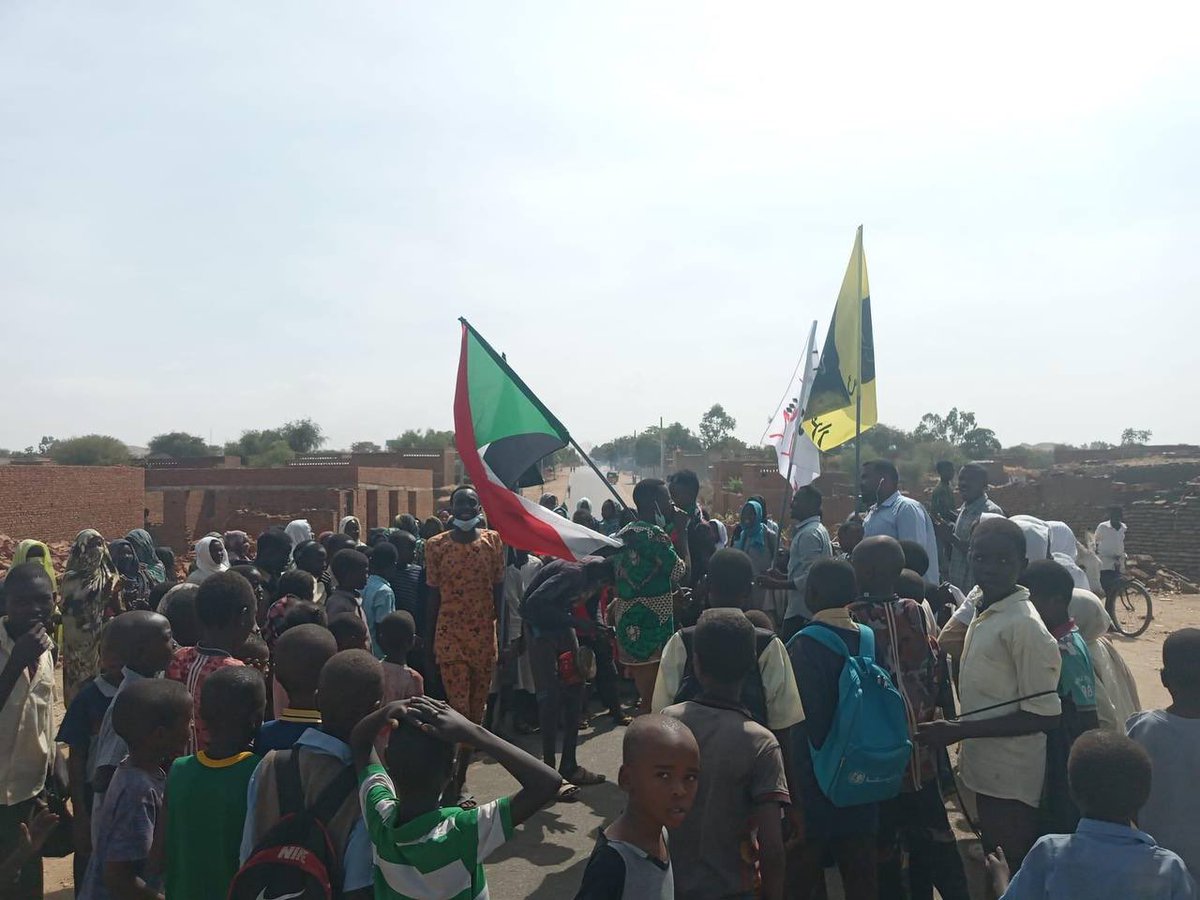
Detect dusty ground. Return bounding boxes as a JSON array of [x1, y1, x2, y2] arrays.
[[40, 585, 1194, 899]]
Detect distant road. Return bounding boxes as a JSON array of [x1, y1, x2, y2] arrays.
[[567, 466, 633, 510]]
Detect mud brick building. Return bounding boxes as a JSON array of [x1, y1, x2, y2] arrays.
[[0, 464, 145, 542], [145, 459, 435, 552]]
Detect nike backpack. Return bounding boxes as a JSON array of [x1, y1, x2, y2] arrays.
[[799, 622, 912, 807], [228, 749, 357, 900]]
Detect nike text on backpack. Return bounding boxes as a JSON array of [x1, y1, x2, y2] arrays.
[[228, 749, 357, 900], [797, 622, 912, 807]]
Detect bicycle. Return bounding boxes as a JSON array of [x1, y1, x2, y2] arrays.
[[1104, 573, 1154, 638]]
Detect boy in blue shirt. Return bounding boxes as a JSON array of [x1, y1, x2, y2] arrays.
[[988, 730, 1196, 898]]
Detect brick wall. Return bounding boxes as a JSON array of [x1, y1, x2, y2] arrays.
[[0, 466, 145, 543]]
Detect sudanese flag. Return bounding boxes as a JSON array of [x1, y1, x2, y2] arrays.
[[453, 319, 622, 561]]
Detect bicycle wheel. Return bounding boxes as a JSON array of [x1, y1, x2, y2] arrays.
[[1111, 581, 1153, 638]]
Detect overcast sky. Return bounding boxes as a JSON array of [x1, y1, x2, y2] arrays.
[[2, 2, 1197, 453]]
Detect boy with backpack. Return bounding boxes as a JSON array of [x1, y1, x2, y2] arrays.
[[787, 558, 893, 900], [235, 650, 383, 900], [652, 548, 804, 734], [348, 695, 561, 899], [849, 535, 969, 900], [166, 666, 265, 900], [663, 608, 790, 899]]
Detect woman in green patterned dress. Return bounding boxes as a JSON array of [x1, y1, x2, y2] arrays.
[[611, 478, 689, 714]]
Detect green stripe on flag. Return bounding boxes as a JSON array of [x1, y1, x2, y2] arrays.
[[466, 329, 568, 448]]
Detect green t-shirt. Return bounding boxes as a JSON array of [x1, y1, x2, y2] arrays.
[[359, 763, 513, 900], [165, 750, 260, 900], [1056, 629, 1097, 712]]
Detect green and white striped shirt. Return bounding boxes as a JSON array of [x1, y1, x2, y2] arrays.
[[358, 763, 513, 899]]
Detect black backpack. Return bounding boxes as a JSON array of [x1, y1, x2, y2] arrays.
[[227, 748, 357, 900], [675, 625, 774, 727]]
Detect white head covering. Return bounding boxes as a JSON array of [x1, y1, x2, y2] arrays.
[[1069, 588, 1112, 642], [339, 516, 361, 536], [1009, 514, 1051, 562], [189, 535, 231, 583], [576, 498, 592, 514], [285, 519, 313, 547], [1047, 521, 1078, 559]]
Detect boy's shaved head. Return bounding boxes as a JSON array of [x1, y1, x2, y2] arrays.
[[622, 713, 698, 764], [274, 624, 338, 695], [852, 535, 906, 595]]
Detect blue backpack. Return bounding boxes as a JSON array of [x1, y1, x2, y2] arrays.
[[799, 622, 912, 807]]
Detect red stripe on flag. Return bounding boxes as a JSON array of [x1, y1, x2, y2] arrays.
[[454, 325, 576, 560]]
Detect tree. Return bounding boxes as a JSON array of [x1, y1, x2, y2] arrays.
[[225, 419, 326, 463], [48, 435, 129, 466], [913, 407, 979, 445], [148, 432, 215, 458], [351, 441, 382, 453], [278, 419, 325, 454], [960, 427, 1002, 458], [37, 435, 56, 455], [1120, 428, 1152, 446], [247, 440, 295, 468], [699, 404, 737, 450], [385, 429, 455, 451]]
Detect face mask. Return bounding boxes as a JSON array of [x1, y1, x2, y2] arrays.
[[654, 505, 668, 529], [452, 516, 482, 531]]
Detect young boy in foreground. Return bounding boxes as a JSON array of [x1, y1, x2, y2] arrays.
[[987, 730, 1197, 898], [166, 666, 265, 900], [1127, 627, 1200, 877], [576, 714, 700, 899], [349, 696, 561, 899], [664, 608, 790, 900], [80, 678, 193, 900]]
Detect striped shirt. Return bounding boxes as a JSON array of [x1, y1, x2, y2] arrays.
[[165, 646, 243, 755], [358, 762, 513, 899]]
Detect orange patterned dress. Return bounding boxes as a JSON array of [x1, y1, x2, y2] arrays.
[[424, 529, 505, 722]]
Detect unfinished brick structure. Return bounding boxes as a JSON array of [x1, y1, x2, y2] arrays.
[[0, 464, 145, 542], [145, 461, 434, 552], [708, 459, 857, 527]]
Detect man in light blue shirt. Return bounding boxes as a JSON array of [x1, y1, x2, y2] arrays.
[[860, 460, 940, 585], [758, 485, 832, 638], [988, 730, 1197, 899]]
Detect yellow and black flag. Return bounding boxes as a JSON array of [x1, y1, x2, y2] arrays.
[[803, 226, 877, 451]]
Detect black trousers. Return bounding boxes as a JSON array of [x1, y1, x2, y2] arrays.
[[877, 781, 969, 900], [529, 630, 582, 773]]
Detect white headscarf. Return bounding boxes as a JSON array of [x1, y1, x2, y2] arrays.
[[339, 516, 361, 537], [1047, 521, 1078, 559], [1069, 588, 1141, 730], [576, 498, 592, 514], [286, 519, 314, 548], [187, 535, 231, 584]]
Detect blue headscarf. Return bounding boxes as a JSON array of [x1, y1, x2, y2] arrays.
[[738, 500, 767, 552]]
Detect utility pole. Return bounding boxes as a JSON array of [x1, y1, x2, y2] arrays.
[[659, 416, 665, 478]]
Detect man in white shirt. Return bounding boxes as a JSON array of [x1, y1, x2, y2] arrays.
[[0, 563, 57, 898], [1094, 506, 1127, 602]]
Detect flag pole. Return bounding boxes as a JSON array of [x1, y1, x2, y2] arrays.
[[777, 320, 820, 527], [854, 225, 864, 513]]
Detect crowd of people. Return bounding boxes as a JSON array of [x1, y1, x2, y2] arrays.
[[0, 461, 1196, 899]]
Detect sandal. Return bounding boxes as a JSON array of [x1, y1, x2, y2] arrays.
[[558, 783, 582, 803], [561, 766, 606, 787], [457, 794, 478, 811]]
